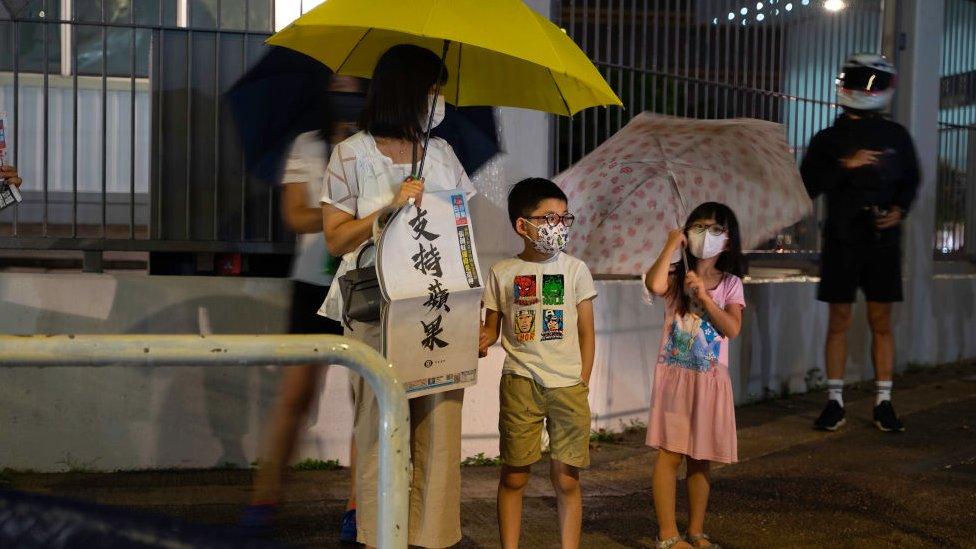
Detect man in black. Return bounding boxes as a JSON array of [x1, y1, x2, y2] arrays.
[[801, 53, 920, 433]]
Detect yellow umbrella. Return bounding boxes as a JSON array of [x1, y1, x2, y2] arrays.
[[267, 0, 622, 116]]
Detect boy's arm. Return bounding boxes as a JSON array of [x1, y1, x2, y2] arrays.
[[577, 298, 596, 384], [480, 308, 502, 357]]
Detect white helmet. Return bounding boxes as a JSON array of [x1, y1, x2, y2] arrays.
[[835, 53, 897, 111]]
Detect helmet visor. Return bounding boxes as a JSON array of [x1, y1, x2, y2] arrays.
[[839, 66, 894, 92]]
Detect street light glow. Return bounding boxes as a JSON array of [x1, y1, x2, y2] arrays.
[[824, 0, 847, 11]]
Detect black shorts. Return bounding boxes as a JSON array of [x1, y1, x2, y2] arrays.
[[289, 281, 343, 335], [817, 239, 903, 303]]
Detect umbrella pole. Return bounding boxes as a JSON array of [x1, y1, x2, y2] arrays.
[[666, 170, 691, 273], [415, 39, 451, 179]]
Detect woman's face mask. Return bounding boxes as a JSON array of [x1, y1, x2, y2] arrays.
[[421, 94, 446, 130], [686, 222, 728, 259]]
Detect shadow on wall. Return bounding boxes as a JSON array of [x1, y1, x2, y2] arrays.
[[0, 273, 290, 471], [124, 296, 281, 469]]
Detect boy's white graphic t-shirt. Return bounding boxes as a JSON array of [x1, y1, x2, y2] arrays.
[[483, 253, 598, 388]]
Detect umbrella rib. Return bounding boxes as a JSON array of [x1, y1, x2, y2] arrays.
[[455, 43, 463, 105], [336, 27, 373, 75], [548, 67, 572, 117]]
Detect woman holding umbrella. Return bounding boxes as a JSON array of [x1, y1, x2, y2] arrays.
[[319, 44, 475, 549]]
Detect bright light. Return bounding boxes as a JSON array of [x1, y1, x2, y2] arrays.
[[757, 2, 764, 9], [713, 17, 719, 24], [757, 13, 765, 20], [728, 11, 736, 19], [741, 19, 748, 25], [824, 0, 847, 11], [275, 0, 327, 31], [740, 7, 749, 15], [802, 0, 810, 4], [785, 3, 793, 11]]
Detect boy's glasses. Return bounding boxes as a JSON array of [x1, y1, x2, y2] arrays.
[[525, 213, 576, 228], [687, 222, 727, 236]]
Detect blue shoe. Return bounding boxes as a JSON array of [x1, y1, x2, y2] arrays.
[[239, 503, 276, 537], [340, 508, 357, 543]]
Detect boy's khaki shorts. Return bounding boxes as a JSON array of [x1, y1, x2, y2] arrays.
[[499, 373, 591, 468]]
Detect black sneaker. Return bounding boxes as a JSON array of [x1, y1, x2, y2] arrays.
[[873, 401, 906, 432], [814, 400, 846, 431]]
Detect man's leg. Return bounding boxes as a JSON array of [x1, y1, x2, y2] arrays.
[[826, 303, 853, 382], [866, 302, 894, 383], [866, 301, 905, 431], [815, 303, 853, 430]]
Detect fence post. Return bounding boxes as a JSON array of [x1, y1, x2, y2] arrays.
[[0, 334, 410, 549]]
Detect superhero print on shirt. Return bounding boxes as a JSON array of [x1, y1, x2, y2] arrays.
[[514, 309, 537, 342], [541, 309, 564, 341], [514, 275, 538, 306], [542, 274, 565, 306]]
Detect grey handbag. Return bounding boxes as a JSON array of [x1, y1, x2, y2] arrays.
[[337, 242, 381, 329]]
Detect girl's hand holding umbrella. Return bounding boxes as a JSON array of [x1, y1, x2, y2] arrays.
[[393, 176, 425, 208], [684, 271, 709, 302], [666, 227, 687, 249]]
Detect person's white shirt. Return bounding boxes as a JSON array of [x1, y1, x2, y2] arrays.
[[483, 252, 598, 388], [281, 131, 332, 287], [318, 131, 476, 321]]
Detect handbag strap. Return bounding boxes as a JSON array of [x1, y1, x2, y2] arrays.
[[356, 241, 375, 269]]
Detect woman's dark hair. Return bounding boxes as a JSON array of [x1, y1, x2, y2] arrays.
[[667, 202, 745, 316], [507, 177, 568, 229], [360, 45, 448, 141]]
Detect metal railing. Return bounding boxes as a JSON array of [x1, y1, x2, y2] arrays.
[[0, 1, 292, 260], [0, 333, 410, 549], [551, 0, 884, 255], [937, 0, 975, 260]]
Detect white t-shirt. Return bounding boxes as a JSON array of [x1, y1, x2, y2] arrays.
[[281, 131, 332, 287], [318, 131, 476, 320], [483, 253, 598, 388]]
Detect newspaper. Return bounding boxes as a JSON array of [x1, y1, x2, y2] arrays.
[[376, 190, 483, 398]]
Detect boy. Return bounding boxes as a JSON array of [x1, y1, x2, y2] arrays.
[[480, 177, 597, 549]]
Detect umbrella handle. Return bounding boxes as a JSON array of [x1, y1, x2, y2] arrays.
[[416, 40, 451, 179]]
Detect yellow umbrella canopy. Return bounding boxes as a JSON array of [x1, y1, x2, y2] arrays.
[[268, 0, 622, 116]]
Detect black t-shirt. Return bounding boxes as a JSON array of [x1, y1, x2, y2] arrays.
[[800, 114, 920, 246]]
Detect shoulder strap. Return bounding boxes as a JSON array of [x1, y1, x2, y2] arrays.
[[356, 241, 375, 269]]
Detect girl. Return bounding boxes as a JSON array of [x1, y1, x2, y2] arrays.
[[643, 202, 746, 549]]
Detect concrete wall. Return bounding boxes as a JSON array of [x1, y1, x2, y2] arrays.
[[3, 272, 974, 472]]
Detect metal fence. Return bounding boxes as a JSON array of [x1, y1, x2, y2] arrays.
[[0, 0, 291, 260], [552, 0, 884, 254], [3, 1, 974, 262], [937, 0, 976, 260], [0, 333, 411, 549]]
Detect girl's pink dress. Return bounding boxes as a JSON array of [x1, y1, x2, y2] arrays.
[[646, 274, 745, 463]]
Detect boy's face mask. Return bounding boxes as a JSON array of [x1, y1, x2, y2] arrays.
[[524, 219, 570, 255]]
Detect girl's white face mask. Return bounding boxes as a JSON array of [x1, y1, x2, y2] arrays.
[[687, 228, 727, 259]]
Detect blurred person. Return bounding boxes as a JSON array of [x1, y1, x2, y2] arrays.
[[0, 165, 22, 189]]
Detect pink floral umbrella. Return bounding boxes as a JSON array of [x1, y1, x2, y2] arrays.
[[555, 113, 812, 275]]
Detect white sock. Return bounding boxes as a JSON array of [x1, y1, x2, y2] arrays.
[[876, 380, 893, 405], [827, 379, 844, 407]]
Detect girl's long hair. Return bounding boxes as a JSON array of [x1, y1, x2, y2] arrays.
[[667, 202, 746, 316]]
